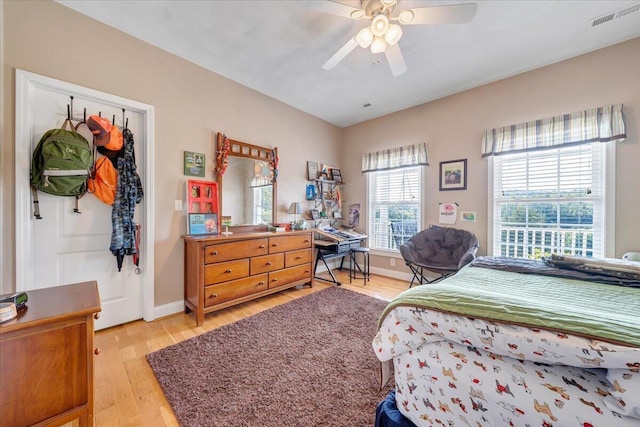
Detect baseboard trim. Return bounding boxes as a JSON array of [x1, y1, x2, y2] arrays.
[[153, 267, 413, 321], [154, 300, 185, 320], [370, 267, 413, 282]]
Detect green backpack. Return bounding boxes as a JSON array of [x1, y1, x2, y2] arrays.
[[30, 119, 93, 219]]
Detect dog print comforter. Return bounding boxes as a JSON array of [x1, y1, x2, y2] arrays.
[[373, 263, 640, 427]]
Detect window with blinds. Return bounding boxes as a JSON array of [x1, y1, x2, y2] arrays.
[[367, 166, 422, 251], [492, 143, 606, 258], [253, 186, 272, 225]]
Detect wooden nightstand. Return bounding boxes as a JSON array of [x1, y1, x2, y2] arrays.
[[0, 281, 101, 426]]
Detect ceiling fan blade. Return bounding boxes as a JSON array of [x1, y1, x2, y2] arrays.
[[298, 0, 364, 19], [400, 3, 477, 25], [322, 37, 358, 70], [384, 44, 407, 76]]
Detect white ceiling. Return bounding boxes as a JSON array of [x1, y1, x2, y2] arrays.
[[57, 0, 640, 128]]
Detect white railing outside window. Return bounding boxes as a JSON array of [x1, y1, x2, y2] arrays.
[[498, 225, 595, 259]]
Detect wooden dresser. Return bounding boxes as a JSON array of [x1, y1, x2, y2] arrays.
[[184, 231, 314, 325], [0, 281, 101, 427]]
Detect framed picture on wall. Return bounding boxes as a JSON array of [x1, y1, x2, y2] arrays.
[[184, 151, 205, 177], [307, 161, 319, 180], [439, 159, 467, 191]]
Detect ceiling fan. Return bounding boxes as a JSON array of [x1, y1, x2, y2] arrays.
[[302, 0, 477, 76]]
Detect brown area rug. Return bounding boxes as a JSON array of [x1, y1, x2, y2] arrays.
[[146, 287, 394, 426]]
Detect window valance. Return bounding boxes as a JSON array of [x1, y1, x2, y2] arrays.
[[481, 104, 626, 158], [362, 143, 429, 173]]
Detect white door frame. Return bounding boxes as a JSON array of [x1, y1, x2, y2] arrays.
[[15, 69, 156, 322]]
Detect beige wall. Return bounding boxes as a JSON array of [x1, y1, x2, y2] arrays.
[[1, 1, 342, 303], [343, 37, 640, 273], [2, 1, 638, 305]]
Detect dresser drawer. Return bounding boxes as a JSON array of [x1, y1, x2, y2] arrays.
[[285, 249, 312, 267], [268, 234, 312, 253], [204, 274, 268, 307], [205, 239, 269, 264], [268, 264, 312, 289], [204, 259, 250, 285], [251, 253, 285, 275]]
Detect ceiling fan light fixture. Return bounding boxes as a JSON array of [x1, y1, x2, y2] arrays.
[[398, 9, 414, 25], [370, 36, 387, 53], [384, 24, 402, 45], [355, 27, 374, 48], [380, 0, 396, 7], [371, 14, 389, 37]]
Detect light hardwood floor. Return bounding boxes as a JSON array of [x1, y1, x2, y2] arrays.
[[92, 270, 409, 426]]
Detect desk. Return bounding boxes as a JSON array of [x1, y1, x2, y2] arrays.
[[314, 236, 366, 285]]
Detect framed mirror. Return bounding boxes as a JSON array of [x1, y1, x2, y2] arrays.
[[215, 132, 278, 230]]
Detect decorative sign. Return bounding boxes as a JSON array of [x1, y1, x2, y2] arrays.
[[184, 151, 205, 177], [186, 179, 219, 234], [438, 203, 458, 225], [188, 213, 218, 235]]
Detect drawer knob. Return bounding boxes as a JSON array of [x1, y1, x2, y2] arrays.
[[271, 243, 278, 247], [94, 348, 101, 355], [259, 245, 266, 249], [258, 281, 265, 286], [225, 269, 232, 273], [213, 250, 218, 255], [266, 261, 272, 266], [209, 293, 218, 299], [296, 256, 302, 260], [271, 278, 278, 283], [304, 239, 310, 243], [94, 312, 100, 320]]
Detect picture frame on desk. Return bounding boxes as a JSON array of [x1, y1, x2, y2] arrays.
[[310, 209, 320, 220], [188, 213, 218, 235], [321, 164, 337, 180], [331, 168, 343, 183]]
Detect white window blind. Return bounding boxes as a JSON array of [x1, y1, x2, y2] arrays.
[[367, 166, 421, 251], [492, 143, 606, 258]]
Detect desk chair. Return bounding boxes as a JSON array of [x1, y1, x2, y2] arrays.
[[349, 247, 370, 285]]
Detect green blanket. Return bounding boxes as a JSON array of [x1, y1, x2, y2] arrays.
[[379, 265, 640, 347]]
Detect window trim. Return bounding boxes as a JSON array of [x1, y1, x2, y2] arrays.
[[365, 166, 425, 256]]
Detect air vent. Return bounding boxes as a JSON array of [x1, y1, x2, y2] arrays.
[[590, 2, 640, 27], [616, 2, 640, 18], [362, 103, 372, 108], [591, 13, 615, 27]]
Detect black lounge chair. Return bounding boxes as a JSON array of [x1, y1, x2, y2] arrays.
[[400, 226, 479, 287]]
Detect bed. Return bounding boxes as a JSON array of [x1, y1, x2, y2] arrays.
[[373, 256, 640, 427]]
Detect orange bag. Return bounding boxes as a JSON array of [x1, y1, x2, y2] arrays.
[[88, 156, 117, 205]]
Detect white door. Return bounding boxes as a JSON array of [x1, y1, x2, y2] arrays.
[[15, 70, 155, 330]]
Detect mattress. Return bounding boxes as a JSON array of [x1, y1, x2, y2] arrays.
[[373, 262, 640, 426]]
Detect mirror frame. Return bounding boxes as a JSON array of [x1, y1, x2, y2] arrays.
[[215, 132, 278, 231]]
